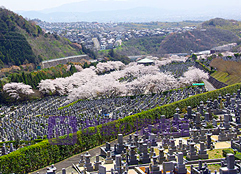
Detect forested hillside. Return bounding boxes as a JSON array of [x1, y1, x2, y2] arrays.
[[157, 27, 239, 54], [117, 18, 240, 56], [202, 18, 241, 37], [0, 8, 83, 67]]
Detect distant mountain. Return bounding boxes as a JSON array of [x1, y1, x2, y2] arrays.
[[18, 7, 182, 23], [0, 8, 83, 67], [16, 0, 241, 22]]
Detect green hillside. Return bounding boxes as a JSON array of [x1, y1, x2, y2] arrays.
[[202, 18, 241, 37], [117, 18, 240, 56], [157, 27, 239, 54], [0, 8, 83, 66]]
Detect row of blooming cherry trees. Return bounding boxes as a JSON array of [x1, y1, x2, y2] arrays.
[[3, 60, 209, 101]]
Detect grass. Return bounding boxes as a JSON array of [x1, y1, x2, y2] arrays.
[[19, 27, 82, 61], [186, 164, 221, 172], [211, 71, 241, 85], [207, 149, 224, 159], [182, 137, 189, 140]]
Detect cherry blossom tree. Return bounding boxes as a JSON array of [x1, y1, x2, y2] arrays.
[[3, 82, 34, 100], [95, 61, 125, 74], [179, 67, 209, 86]]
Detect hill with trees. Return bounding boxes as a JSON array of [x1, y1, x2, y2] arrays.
[[0, 7, 84, 67], [117, 18, 240, 56], [157, 27, 239, 54], [202, 18, 241, 37]]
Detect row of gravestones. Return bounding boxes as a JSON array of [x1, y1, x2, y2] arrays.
[[0, 88, 239, 158], [159, 61, 195, 78], [0, 87, 204, 151], [44, 153, 240, 174], [41, 132, 239, 174], [1, 87, 239, 157]]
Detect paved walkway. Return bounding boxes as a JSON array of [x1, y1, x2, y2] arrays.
[[203, 79, 216, 91]]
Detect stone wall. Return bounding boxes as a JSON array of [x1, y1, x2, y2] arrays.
[[208, 76, 228, 89], [41, 55, 89, 69], [195, 62, 228, 89]]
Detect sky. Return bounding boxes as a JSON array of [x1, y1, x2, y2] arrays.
[[1, 0, 241, 12], [1, 0, 83, 11]]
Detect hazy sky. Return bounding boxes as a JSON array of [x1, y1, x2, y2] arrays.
[[1, 0, 241, 12], [1, 0, 82, 11]]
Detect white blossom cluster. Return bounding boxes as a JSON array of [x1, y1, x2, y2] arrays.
[[95, 61, 125, 74], [3, 61, 209, 101], [3, 82, 34, 100], [179, 67, 209, 86], [38, 61, 208, 102], [155, 55, 188, 66]]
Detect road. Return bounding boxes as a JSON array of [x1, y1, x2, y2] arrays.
[[203, 79, 216, 91]]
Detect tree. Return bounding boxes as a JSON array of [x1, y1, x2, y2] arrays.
[[191, 54, 197, 61], [70, 65, 77, 74], [108, 48, 115, 58]]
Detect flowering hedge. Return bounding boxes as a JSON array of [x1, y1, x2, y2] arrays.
[[0, 83, 241, 173]]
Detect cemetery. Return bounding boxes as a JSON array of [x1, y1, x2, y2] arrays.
[[42, 86, 241, 174], [1, 57, 241, 173], [0, 81, 241, 173], [0, 85, 206, 151]]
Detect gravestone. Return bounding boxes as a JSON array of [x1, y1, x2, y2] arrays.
[[116, 134, 124, 154], [163, 162, 174, 174], [84, 151, 93, 172], [158, 146, 166, 164], [187, 142, 198, 160], [94, 155, 101, 171], [105, 151, 113, 164], [114, 155, 123, 174], [99, 165, 106, 174], [128, 145, 138, 165], [150, 153, 160, 174], [175, 152, 187, 174], [140, 143, 150, 164], [198, 142, 208, 159], [223, 114, 231, 129], [219, 153, 238, 174], [187, 106, 192, 119], [78, 155, 84, 167]]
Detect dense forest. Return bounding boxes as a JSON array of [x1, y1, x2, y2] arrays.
[[0, 7, 85, 67]]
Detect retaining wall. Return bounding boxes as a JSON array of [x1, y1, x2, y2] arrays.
[[41, 55, 89, 69]]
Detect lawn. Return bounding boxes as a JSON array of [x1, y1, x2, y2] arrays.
[[211, 70, 241, 85], [186, 164, 221, 172], [207, 149, 224, 159]]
